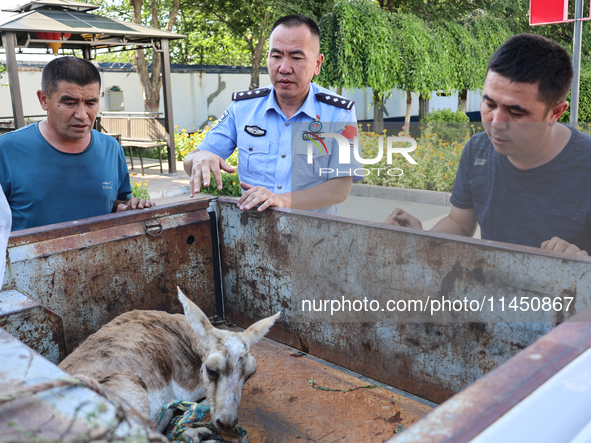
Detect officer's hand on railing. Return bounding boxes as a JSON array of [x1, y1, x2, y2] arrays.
[[184, 150, 236, 197], [238, 182, 288, 212]]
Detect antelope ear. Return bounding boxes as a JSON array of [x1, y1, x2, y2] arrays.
[[242, 312, 281, 346], [177, 286, 213, 338]]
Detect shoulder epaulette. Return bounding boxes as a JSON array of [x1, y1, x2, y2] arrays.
[[315, 93, 355, 110], [232, 87, 271, 101]]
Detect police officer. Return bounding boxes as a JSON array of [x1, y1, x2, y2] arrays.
[[183, 14, 362, 214]]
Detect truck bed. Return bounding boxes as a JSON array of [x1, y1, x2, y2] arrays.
[[240, 337, 433, 442], [4, 199, 591, 442]]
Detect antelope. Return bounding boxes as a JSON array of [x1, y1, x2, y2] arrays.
[[59, 287, 280, 438]]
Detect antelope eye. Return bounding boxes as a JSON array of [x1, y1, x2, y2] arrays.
[[206, 367, 219, 380]]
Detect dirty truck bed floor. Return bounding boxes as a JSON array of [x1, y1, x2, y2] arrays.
[[236, 337, 433, 442]]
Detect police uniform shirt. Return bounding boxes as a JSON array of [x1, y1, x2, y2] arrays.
[[197, 83, 362, 214]]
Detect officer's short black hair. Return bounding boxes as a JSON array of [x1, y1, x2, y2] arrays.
[[487, 33, 573, 107], [270, 15, 320, 44], [41, 56, 101, 97]]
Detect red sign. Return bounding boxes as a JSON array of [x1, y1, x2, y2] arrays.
[[530, 0, 569, 25]]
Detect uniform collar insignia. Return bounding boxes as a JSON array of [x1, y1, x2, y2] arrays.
[[315, 92, 355, 110], [233, 88, 271, 101]]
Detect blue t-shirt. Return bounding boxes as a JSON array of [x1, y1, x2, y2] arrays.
[[0, 123, 132, 231], [450, 126, 591, 251]]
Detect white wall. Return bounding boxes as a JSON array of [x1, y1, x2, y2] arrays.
[[341, 87, 482, 120], [0, 69, 46, 118], [99, 69, 272, 131], [0, 63, 480, 131]]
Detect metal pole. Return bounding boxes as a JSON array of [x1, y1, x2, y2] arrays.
[[570, 0, 583, 126], [160, 39, 177, 175], [1, 32, 25, 129]]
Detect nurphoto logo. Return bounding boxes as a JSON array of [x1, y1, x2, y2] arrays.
[[306, 132, 418, 177]]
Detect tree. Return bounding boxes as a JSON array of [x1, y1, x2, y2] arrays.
[[318, 2, 464, 129], [317, 0, 401, 132], [432, 12, 513, 115], [87, 0, 181, 112], [377, 0, 509, 20], [454, 11, 513, 112], [319, 0, 528, 127], [378, 0, 521, 117], [183, 0, 272, 90], [130, 0, 180, 112], [387, 12, 453, 127], [0, 63, 6, 87], [174, 10, 251, 66], [182, 0, 335, 90], [416, 20, 457, 120]]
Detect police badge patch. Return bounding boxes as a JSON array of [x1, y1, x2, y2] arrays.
[[309, 121, 322, 132], [211, 108, 230, 129], [245, 125, 267, 137]]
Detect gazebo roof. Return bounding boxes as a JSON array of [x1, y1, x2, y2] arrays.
[[3, 1, 99, 13], [0, 0, 183, 173], [0, 0, 185, 51]]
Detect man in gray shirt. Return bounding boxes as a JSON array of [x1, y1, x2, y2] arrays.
[[387, 34, 590, 257]]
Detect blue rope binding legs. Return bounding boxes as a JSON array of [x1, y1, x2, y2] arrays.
[[156, 400, 248, 443]]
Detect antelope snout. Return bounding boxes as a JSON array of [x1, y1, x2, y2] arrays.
[[214, 410, 238, 431]]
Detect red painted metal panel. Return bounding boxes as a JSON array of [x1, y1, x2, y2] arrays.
[[530, 0, 569, 25]]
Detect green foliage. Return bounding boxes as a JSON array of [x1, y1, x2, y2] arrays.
[[436, 20, 478, 95], [421, 109, 471, 144], [175, 11, 251, 66], [319, 1, 521, 111], [89, 0, 178, 29], [173, 123, 241, 197], [94, 49, 135, 64], [0, 63, 6, 87], [131, 179, 151, 200], [427, 21, 458, 95], [459, 11, 513, 91], [201, 150, 242, 197], [278, 0, 336, 20], [388, 12, 445, 97], [560, 69, 591, 124], [88, 0, 337, 67], [319, 5, 460, 102], [318, 12, 339, 86], [357, 125, 479, 192], [387, 12, 426, 94], [317, 0, 401, 103], [378, 0, 514, 20], [422, 109, 470, 123], [174, 126, 209, 161]]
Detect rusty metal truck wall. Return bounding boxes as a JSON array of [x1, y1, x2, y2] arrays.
[[3, 200, 216, 354], [217, 199, 591, 404]]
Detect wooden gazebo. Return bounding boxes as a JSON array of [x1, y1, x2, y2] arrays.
[[0, 0, 185, 173]]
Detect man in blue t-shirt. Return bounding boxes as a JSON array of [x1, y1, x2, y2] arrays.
[[386, 34, 590, 257], [0, 57, 154, 231]]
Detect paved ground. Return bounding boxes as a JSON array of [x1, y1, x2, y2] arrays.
[[134, 157, 477, 235]]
